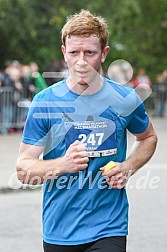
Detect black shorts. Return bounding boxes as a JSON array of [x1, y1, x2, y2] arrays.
[[43, 236, 126, 252]]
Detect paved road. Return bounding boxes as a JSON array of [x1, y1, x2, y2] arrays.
[[127, 117, 167, 252], [0, 117, 166, 252]]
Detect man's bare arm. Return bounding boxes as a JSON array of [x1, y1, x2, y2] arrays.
[[102, 122, 158, 189], [124, 121, 158, 174], [16, 140, 89, 185]]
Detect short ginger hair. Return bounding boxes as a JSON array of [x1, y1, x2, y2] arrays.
[[61, 10, 109, 50]]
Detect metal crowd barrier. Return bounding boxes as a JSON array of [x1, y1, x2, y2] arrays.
[[0, 87, 31, 133], [0, 83, 158, 134]]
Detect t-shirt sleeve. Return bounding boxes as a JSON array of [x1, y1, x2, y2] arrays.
[[22, 95, 49, 146], [127, 102, 149, 134]]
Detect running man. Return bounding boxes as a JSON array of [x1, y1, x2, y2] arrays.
[[16, 10, 157, 252]]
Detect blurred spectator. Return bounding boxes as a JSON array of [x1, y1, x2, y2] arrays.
[[131, 68, 152, 88], [43, 59, 68, 86], [30, 62, 48, 93], [131, 68, 152, 109], [0, 64, 22, 133], [19, 65, 35, 122], [1, 66, 13, 133], [20, 65, 35, 100], [0, 71, 3, 86], [44, 60, 62, 86], [155, 70, 167, 117], [9, 67, 24, 131]]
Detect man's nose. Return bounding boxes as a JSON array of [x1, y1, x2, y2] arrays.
[[77, 52, 87, 66]]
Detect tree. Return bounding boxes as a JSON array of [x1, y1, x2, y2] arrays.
[[0, 0, 166, 80]]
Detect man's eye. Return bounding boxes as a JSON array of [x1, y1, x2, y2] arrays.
[[85, 51, 94, 55], [70, 51, 77, 55]]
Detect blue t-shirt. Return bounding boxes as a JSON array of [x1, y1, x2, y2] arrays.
[[22, 77, 149, 245]]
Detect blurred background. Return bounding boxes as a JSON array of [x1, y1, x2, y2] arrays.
[[0, 0, 166, 75], [0, 0, 167, 133], [0, 0, 167, 251]]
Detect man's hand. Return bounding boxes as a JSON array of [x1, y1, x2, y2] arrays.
[[101, 162, 132, 189], [62, 140, 89, 173]]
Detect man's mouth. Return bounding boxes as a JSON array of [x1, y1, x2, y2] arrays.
[[76, 71, 89, 78]]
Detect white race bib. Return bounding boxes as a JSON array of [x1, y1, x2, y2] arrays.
[[64, 120, 117, 157]]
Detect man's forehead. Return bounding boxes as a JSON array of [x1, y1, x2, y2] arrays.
[[65, 34, 101, 47]]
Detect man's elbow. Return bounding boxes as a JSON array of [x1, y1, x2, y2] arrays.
[[152, 132, 158, 148], [148, 133, 158, 158]]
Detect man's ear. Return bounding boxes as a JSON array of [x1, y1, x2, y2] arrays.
[[101, 46, 110, 63], [61, 45, 67, 62]]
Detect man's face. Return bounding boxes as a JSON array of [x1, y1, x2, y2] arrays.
[[61, 35, 109, 85]]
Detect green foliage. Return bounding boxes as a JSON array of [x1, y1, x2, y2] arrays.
[[0, 0, 166, 80]]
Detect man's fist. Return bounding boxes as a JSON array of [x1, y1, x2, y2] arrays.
[[62, 140, 89, 173]]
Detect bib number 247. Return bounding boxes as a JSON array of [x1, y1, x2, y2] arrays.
[[78, 133, 104, 147]]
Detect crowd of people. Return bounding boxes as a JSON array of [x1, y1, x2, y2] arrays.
[[106, 66, 167, 117], [0, 60, 48, 134], [0, 60, 167, 134], [130, 68, 167, 117], [153, 69, 167, 117]]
